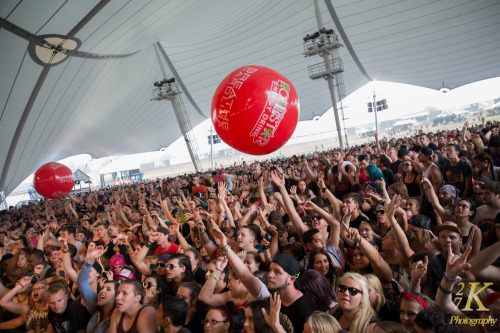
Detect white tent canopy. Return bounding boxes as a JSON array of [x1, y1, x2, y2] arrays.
[[1, 0, 500, 195]]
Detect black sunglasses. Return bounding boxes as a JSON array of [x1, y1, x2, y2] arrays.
[[142, 282, 157, 289], [338, 284, 362, 296], [376, 210, 385, 215], [157, 262, 166, 268]]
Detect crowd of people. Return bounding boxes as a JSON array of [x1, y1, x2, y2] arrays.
[[1, 119, 500, 333]]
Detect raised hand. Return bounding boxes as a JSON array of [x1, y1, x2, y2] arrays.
[[237, 250, 246, 262], [216, 255, 228, 271], [421, 177, 432, 188], [105, 270, 114, 281], [346, 227, 362, 243], [261, 293, 282, 330], [317, 177, 326, 190], [289, 185, 297, 195], [411, 255, 428, 281], [385, 194, 401, 217], [270, 170, 285, 188], [446, 244, 472, 278], [211, 228, 227, 249]]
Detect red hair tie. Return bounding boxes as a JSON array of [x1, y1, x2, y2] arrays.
[[401, 292, 428, 310]]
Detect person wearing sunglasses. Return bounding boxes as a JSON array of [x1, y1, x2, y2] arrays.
[[400, 160, 422, 198], [165, 254, 194, 294], [332, 272, 377, 333], [142, 274, 167, 309]]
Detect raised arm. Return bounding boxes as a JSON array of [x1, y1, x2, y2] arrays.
[[271, 171, 308, 239], [346, 227, 393, 283], [59, 236, 78, 283], [211, 227, 263, 297], [131, 234, 156, 276], [436, 245, 472, 317], [198, 256, 230, 306], [317, 177, 343, 221], [218, 183, 235, 228], [304, 201, 340, 250], [257, 177, 269, 206], [0, 276, 31, 315], [469, 240, 500, 285], [77, 242, 104, 311], [421, 178, 451, 221], [385, 195, 414, 264]]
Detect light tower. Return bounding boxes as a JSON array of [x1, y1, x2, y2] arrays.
[[152, 43, 202, 172], [304, 0, 346, 149]]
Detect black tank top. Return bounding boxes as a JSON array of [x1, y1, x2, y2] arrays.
[[404, 175, 421, 197]]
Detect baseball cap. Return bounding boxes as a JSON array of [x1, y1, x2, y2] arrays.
[[435, 221, 461, 236], [409, 215, 432, 230], [110, 254, 126, 267], [114, 268, 135, 280], [272, 254, 299, 277], [397, 148, 410, 159]]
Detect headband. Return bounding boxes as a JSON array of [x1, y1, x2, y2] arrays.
[[401, 292, 428, 310]]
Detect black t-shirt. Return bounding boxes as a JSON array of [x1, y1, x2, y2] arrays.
[[350, 213, 369, 230], [443, 160, 473, 196], [280, 294, 317, 333], [48, 299, 90, 333]]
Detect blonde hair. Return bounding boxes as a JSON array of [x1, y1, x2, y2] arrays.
[[338, 272, 375, 333], [470, 137, 485, 153], [306, 312, 341, 333], [365, 274, 386, 313]]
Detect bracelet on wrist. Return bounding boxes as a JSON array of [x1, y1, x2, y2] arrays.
[[19, 283, 24, 288], [216, 268, 223, 273], [62, 248, 69, 253], [444, 271, 462, 282], [438, 284, 453, 295]]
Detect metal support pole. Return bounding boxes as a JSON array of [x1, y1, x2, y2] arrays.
[[210, 127, 214, 170], [153, 43, 201, 172], [313, 0, 344, 149], [372, 84, 379, 135]]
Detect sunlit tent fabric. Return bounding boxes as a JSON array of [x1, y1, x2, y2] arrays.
[[1, 0, 500, 196]]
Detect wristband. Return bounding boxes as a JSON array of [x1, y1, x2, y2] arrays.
[[321, 188, 327, 193], [381, 199, 385, 205], [199, 229, 206, 234], [444, 272, 462, 282], [19, 283, 25, 288], [216, 268, 223, 273], [438, 284, 453, 295], [62, 248, 69, 253], [145, 242, 152, 249]]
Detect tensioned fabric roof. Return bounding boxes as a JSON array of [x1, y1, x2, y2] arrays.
[[1, 0, 499, 196]]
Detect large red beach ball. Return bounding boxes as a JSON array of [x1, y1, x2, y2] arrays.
[[33, 162, 74, 199], [211, 66, 299, 155]]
